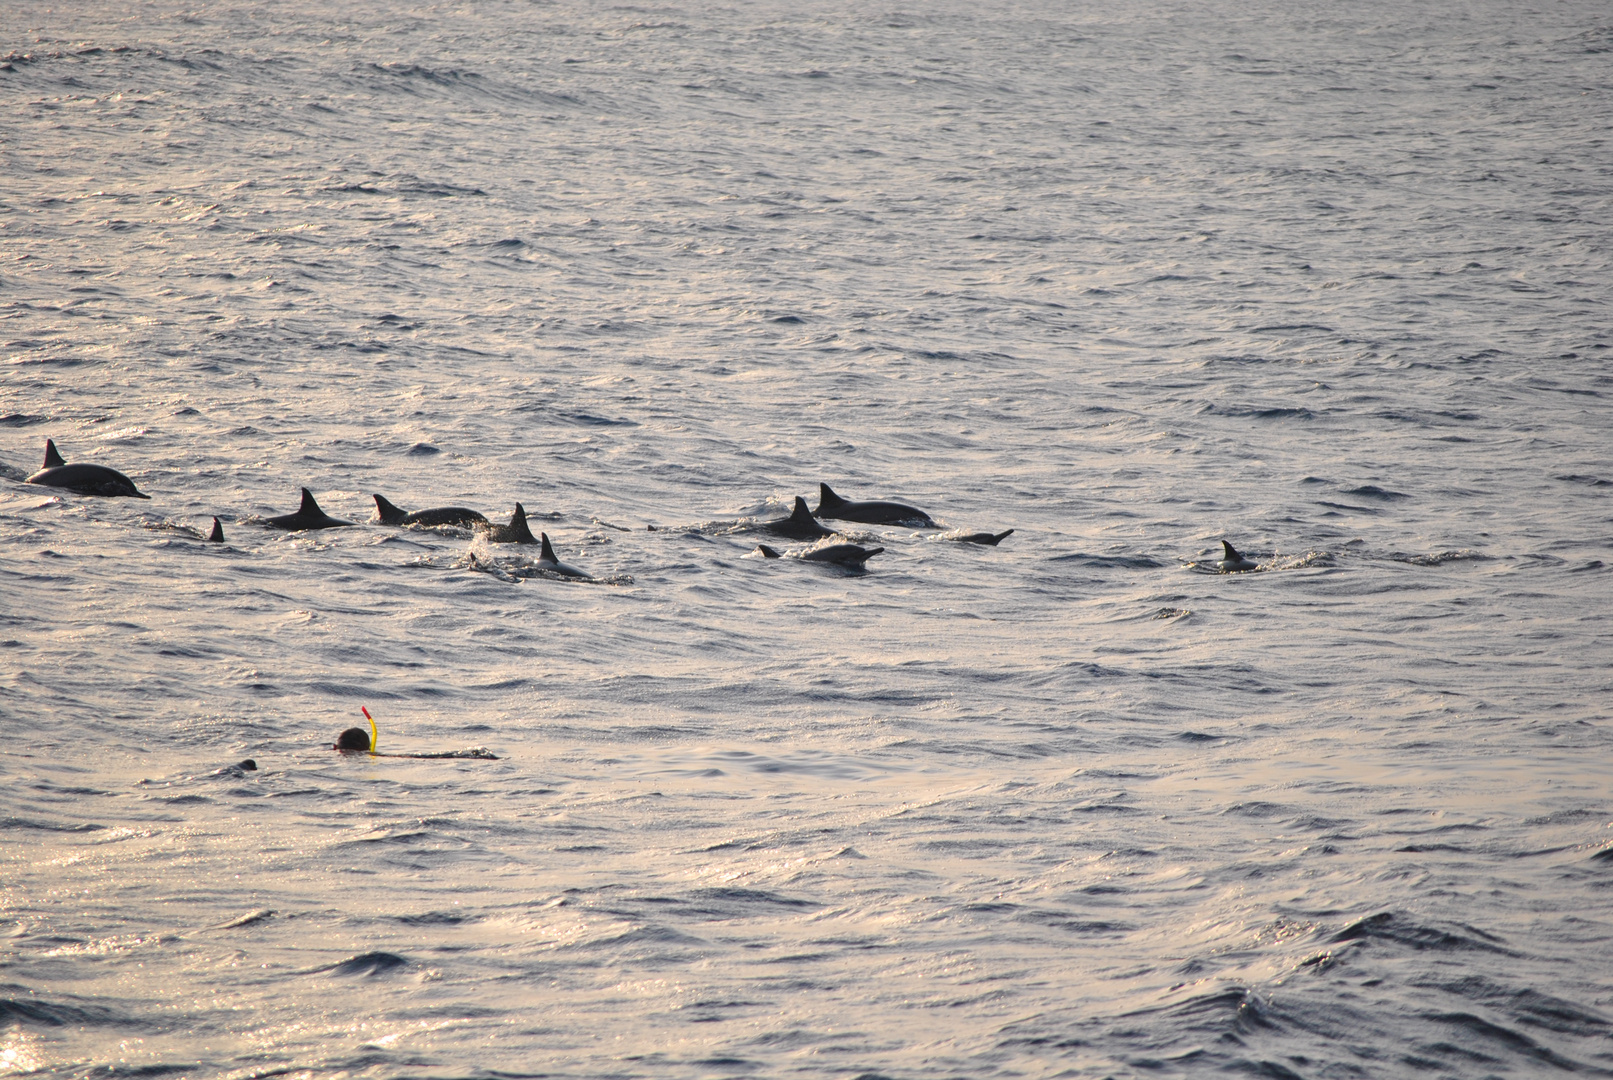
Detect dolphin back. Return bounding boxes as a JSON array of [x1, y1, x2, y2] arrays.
[[373, 494, 409, 524]]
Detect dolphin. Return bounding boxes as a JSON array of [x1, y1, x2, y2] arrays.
[[481, 503, 537, 544], [372, 493, 489, 529], [753, 544, 783, 558], [760, 496, 836, 540], [813, 483, 933, 526], [208, 517, 225, 543], [952, 529, 1014, 546], [536, 533, 593, 579], [1217, 540, 1259, 573], [801, 543, 884, 566], [266, 488, 354, 531], [25, 438, 149, 499]]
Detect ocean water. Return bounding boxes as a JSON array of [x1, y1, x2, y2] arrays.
[[2, 0, 1612, 1076]]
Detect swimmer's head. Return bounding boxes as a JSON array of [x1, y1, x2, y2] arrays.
[[335, 727, 370, 752]]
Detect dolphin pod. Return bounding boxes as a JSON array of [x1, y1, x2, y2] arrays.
[[32, 437, 1334, 579]]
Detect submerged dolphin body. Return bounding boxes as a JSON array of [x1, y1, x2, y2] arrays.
[[481, 503, 537, 544], [760, 497, 836, 540], [1217, 540, 1259, 573], [372, 493, 489, 529], [801, 543, 884, 566], [266, 489, 355, 531], [952, 529, 1014, 546], [26, 439, 149, 499], [814, 483, 933, 526], [536, 533, 592, 579]]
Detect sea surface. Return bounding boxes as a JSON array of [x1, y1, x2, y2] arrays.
[[2, 1, 1612, 1076]]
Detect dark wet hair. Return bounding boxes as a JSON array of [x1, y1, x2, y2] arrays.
[[335, 727, 370, 751]]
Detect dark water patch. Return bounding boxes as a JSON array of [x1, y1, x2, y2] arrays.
[[1556, 474, 1611, 487], [1421, 1012, 1592, 1070], [1415, 978, 1611, 1037], [1316, 500, 1379, 514]]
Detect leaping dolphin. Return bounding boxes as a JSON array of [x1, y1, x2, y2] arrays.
[[750, 542, 882, 566], [266, 489, 354, 531], [481, 503, 537, 544], [952, 529, 1014, 546], [1217, 540, 1259, 573], [801, 543, 883, 566], [372, 493, 489, 529], [26, 439, 149, 499], [536, 533, 592, 579], [760, 497, 836, 540], [814, 483, 933, 526]]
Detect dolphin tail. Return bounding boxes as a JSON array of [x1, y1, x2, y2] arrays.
[[509, 503, 536, 544], [43, 439, 65, 469], [1222, 540, 1242, 561], [791, 496, 820, 527], [539, 532, 559, 563], [373, 494, 407, 524], [208, 517, 224, 543], [818, 482, 846, 511], [993, 529, 1015, 545], [299, 488, 324, 517]]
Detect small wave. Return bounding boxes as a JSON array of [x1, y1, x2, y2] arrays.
[[1342, 484, 1409, 501], [320, 952, 410, 977], [213, 909, 275, 930], [1331, 912, 1517, 955], [1388, 549, 1491, 566], [1050, 553, 1165, 569], [0, 995, 125, 1028]]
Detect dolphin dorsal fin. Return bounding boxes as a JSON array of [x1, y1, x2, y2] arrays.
[[819, 483, 845, 509], [208, 517, 224, 543], [43, 439, 65, 469], [510, 503, 536, 543], [755, 544, 781, 559], [373, 494, 406, 524], [792, 496, 818, 524], [299, 488, 322, 516], [540, 532, 558, 563], [1222, 540, 1241, 561]]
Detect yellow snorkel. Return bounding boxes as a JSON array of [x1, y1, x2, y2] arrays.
[[361, 706, 378, 755]]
